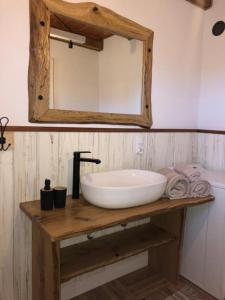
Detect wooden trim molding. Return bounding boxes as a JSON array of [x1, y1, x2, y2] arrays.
[[29, 0, 154, 128], [185, 0, 213, 10], [197, 129, 225, 135], [5, 126, 197, 133], [5, 127, 225, 134]]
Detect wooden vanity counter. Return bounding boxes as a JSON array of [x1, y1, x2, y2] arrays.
[[20, 195, 213, 241], [20, 195, 214, 300]]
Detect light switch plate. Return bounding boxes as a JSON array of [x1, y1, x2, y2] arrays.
[[135, 136, 144, 155]]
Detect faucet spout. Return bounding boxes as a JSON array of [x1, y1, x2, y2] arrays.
[[80, 158, 101, 164], [72, 151, 101, 199]]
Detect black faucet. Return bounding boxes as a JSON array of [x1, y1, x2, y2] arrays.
[[72, 151, 101, 199]]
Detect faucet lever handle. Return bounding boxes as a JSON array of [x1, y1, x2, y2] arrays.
[[74, 151, 91, 158], [74, 151, 91, 154]]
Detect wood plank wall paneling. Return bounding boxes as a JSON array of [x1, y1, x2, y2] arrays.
[[197, 133, 225, 170], [0, 131, 201, 300], [0, 151, 14, 300], [13, 133, 37, 300]]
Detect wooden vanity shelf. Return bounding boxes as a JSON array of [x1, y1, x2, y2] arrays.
[[20, 195, 214, 300], [60, 223, 175, 283]]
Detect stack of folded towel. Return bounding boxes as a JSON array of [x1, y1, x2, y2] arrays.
[[159, 164, 211, 200]]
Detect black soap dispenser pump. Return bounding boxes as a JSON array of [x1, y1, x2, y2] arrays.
[[40, 179, 54, 210]]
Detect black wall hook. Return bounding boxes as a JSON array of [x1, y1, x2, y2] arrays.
[[0, 117, 11, 151]]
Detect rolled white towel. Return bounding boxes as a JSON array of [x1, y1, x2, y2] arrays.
[[159, 168, 190, 199], [174, 164, 203, 182], [189, 180, 211, 198]]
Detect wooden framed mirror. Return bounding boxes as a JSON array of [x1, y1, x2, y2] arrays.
[[29, 0, 154, 128]]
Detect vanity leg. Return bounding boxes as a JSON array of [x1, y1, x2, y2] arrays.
[[149, 209, 186, 282], [32, 223, 60, 300]]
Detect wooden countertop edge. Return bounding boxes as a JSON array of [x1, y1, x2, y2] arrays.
[[19, 204, 41, 222], [20, 196, 214, 242], [54, 196, 215, 242]]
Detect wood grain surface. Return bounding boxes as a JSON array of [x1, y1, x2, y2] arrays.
[[72, 267, 216, 300], [24, 195, 213, 298], [32, 224, 60, 300], [149, 210, 186, 282], [50, 13, 113, 40], [5, 126, 198, 132], [6, 127, 225, 135], [60, 223, 175, 282], [29, 0, 153, 127], [20, 195, 214, 241]]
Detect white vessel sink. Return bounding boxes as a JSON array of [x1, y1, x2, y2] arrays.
[[81, 169, 167, 209]]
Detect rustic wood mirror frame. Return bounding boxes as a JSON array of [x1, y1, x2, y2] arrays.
[[29, 0, 154, 128]]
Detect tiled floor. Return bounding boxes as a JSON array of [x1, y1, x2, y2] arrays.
[[73, 267, 216, 300]]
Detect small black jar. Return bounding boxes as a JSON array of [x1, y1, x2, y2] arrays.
[[54, 187, 67, 208]]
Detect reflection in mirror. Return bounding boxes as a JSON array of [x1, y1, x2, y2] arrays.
[[49, 26, 144, 115]]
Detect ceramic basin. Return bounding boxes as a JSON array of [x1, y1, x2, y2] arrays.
[[81, 169, 167, 209]]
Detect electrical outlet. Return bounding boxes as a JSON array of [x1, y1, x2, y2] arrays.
[[135, 136, 144, 155], [136, 142, 144, 155]]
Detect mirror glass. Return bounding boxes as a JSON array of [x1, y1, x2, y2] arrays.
[[49, 17, 144, 115]]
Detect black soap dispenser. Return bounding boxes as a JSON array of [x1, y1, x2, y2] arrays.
[[40, 179, 54, 210]]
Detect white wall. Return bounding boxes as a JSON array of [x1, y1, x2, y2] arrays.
[[50, 39, 99, 111], [198, 0, 225, 130], [50, 35, 143, 115], [99, 36, 143, 114], [0, 0, 204, 128]]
